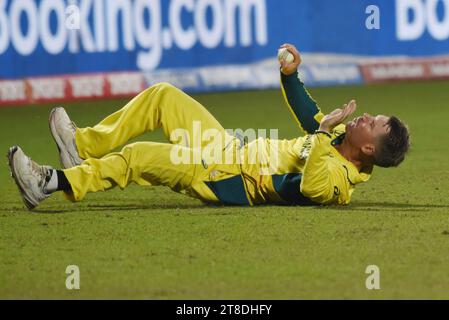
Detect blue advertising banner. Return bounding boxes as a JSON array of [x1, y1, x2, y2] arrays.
[[0, 0, 449, 105], [0, 0, 448, 101]]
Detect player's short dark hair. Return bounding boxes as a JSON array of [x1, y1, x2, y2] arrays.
[[373, 116, 410, 168]]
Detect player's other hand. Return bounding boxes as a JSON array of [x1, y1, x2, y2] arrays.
[[279, 43, 302, 76], [319, 100, 357, 133]]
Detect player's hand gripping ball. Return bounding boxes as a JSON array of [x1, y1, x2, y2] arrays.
[[277, 47, 295, 64], [278, 44, 301, 75]]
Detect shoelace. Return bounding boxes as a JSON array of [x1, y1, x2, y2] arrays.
[[29, 157, 52, 189], [69, 121, 77, 134], [69, 121, 83, 162]]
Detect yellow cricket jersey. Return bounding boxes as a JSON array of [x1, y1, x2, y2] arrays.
[[240, 128, 372, 206], [234, 71, 371, 206], [62, 81, 371, 206]]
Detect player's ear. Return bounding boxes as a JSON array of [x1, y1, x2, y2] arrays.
[[361, 143, 375, 157]]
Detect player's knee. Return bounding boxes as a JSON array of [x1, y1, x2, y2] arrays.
[[121, 142, 142, 158], [150, 82, 178, 93], [139, 82, 180, 106]]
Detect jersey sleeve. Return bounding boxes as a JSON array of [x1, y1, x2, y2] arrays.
[[280, 70, 325, 134], [300, 132, 351, 205]]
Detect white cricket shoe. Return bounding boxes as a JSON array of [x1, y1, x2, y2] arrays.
[[7, 146, 53, 210], [49, 107, 83, 169]]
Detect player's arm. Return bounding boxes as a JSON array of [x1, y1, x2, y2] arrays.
[[300, 101, 357, 204], [279, 44, 325, 134]]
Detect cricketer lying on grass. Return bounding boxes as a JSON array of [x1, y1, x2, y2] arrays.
[[7, 44, 410, 209]]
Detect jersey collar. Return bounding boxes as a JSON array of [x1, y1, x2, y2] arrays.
[[331, 133, 372, 185]]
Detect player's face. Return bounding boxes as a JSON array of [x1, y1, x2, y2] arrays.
[[345, 113, 390, 156]]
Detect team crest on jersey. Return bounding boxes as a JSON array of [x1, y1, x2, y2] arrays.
[[299, 135, 313, 160]]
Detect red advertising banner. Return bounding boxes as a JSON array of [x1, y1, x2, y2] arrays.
[[361, 57, 449, 83], [0, 72, 146, 106], [2, 57, 449, 106]]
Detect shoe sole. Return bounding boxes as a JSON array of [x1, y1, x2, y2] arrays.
[[7, 146, 37, 210], [49, 107, 76, 169]]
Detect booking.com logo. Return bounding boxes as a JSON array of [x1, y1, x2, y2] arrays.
[[0, 0, 268, 70]]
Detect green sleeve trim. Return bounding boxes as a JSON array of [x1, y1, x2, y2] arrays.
[[280, 71, 322, 134]]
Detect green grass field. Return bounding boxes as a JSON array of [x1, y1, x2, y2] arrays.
[[1, 81, 449, 299]]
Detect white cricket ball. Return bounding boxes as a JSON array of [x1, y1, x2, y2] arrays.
[[277, 48, 294, 64]]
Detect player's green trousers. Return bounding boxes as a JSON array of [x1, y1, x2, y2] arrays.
[[62, 83, 243, 204]]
